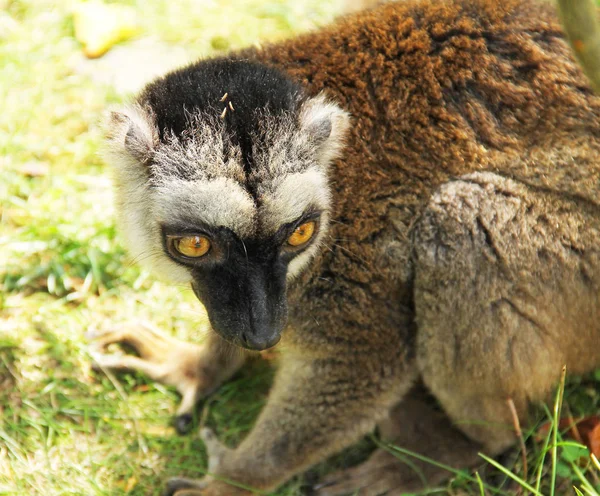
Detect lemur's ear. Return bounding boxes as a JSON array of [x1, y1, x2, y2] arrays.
[[105, 105, 158, 166], [299, 93, 351, 165]]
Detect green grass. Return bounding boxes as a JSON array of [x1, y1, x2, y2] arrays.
[[375, 373, 600, 496], [2, 0, 600, 495]]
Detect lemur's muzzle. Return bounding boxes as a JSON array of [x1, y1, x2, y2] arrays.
[[191, 262, 288, 351]]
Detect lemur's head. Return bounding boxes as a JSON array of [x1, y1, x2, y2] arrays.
[[106, 59, 350, 351]]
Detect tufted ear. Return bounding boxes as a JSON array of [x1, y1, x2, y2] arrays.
[[298, 93, 351, 166], [105, 105, 158, 166]]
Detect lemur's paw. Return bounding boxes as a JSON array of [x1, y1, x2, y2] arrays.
[[86, 322, 210, 434], [87, 321, 176, 365], [313, 453, 422, 496], [163, 430, 253, 495], [201, 428, 233, 473], [164, 477, 251, 496], [163, 477, 207, 496]]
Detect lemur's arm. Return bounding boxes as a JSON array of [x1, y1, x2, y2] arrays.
[[165, 352, 417, 496]]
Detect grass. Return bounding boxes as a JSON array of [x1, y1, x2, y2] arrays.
[[375, 371, 600, 496], [2, 0, 600, 495]]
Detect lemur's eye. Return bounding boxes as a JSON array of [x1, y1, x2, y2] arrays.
[[288, 221, 316, 247], [174, 235, 211, 258]]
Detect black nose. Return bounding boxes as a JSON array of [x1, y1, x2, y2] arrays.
[[241, 331, 281, 351]]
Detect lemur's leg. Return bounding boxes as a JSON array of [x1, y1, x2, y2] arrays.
[[89, 323, 247, 433], [317, 171, 600, 496], [164, 353, 417, 496], [413, 172, 600, 454], [314, 395, 483, 496]]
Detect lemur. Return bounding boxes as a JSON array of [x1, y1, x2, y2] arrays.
[[95, 0, 600, 494]]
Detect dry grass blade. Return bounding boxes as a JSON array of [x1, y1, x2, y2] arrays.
[[507, 397, 528, 482]]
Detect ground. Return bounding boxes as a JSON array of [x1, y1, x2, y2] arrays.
[[1, 0, 600, 495]]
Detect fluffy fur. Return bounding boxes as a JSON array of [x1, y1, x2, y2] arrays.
[[98, 0, 600, 494]]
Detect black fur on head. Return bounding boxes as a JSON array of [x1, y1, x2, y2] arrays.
[[139, 58, 306, 176]]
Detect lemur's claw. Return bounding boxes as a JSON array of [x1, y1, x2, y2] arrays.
[[175, 413, 195, 435], [163, 477, 207, 496]]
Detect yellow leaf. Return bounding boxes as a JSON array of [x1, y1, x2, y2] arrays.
[[73, 2, 140, 59], [125, 476, 138, 493]]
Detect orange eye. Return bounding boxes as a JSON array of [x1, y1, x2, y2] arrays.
[[174, 235, 211, 258], [287, 221, 316, 247]]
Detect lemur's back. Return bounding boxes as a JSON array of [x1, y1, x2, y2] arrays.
[[252, 0, 600, 220], [246, 0, 600, 343]]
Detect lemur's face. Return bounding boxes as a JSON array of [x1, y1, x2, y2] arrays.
[[106, 61, 349, 350]]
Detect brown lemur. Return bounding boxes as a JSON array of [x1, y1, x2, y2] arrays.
[[95, 0, 600, 494]]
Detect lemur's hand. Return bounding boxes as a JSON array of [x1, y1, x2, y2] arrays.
[[164, 429, 252, 496], [88, 323, 247, 434]]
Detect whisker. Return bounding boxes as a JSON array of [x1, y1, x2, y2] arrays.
[[241, 239, 249, 262], [330, 242, 375, 270], [125, 248, 164, 267], [329, 218, 351, 227]]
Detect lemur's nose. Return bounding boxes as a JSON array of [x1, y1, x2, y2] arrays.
[[241, 329, 281, 351]]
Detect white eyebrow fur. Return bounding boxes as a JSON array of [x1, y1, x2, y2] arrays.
[[258, 167, 331, 234], [154, 177, 257, 238]]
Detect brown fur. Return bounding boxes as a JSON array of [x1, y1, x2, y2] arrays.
[[96, 0, 600, 494]]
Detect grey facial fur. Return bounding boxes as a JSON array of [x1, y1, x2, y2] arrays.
[[104, 105, 192, 283], [105, 94, 350, 282]]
